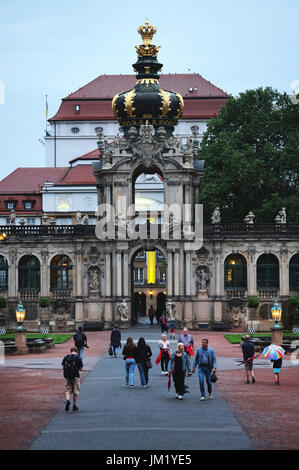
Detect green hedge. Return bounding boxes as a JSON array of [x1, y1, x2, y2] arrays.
[[0, 333, 72, 344], [224, 331, 299, 344]]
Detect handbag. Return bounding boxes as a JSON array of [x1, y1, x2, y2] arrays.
[[145, 358, 153, 369], [211, 372, 217, 383], [108, 346, 113, 356]]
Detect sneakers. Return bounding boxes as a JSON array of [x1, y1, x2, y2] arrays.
[[252, 377, 256, 383], [73, 405, 79, 411], [161, 371, 165, 375], [165, 371, 168, 376], [175, 393, 179, 399], [65, 400, 71, 411], [200, 396, 205, 401], [209, 394, 213, 399], [130, 384, 134, 387], [245, 380, 250, 384], [178, 395, 183, 400]]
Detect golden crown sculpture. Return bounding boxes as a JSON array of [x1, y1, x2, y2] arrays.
[[135, 18, 160, 57]]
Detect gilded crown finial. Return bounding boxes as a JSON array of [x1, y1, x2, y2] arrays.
[[136, 19, 160, 58]]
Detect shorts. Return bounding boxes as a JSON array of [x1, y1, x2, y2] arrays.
[[245, 361, 253, 371], [273, 368, 280, 374], [64, 377, 80, 395]]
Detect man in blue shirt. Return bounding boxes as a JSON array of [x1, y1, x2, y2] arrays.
[[192, 338, 217, 401]]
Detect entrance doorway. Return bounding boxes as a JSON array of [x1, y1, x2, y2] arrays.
[[131, 248, 167, 325]]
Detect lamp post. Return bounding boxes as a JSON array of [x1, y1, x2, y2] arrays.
[[16, 301, 26, 330], [271, 299, 283, 346], [15, 300, 28, 355]]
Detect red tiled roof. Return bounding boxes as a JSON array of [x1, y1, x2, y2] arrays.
[[56, 165, 96, 186], [0, 168, 69, 194], [49, 73, 229, 122], [69, 149, 100, 164]]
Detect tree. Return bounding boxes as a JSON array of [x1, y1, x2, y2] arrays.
[[198, 87, 299, 223]]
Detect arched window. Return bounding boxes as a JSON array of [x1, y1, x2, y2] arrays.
[[224, 254, 247, 290], [50, 255, 73, 291], [257, 254, 279, 290], [0, 255, 8, 290], [18, 255, 40, 291], [290, 254, 299, 292]]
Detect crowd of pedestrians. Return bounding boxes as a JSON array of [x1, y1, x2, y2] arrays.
[[62, 322, 282, 412]]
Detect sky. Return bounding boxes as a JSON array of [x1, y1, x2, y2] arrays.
[[0, 0, 298, 181]]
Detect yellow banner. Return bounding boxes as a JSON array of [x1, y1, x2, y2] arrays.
[[147, 251, 156, 284]]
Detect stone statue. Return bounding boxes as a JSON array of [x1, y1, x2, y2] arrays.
[[10, 210, 16, 225], [83, 215, 89, 225], [211, 207, 221, 224], [175, 135, 182, 153], [118, 299, 129, 322], [275, 207, 287, 224], [197, 268, 209, 290], [244, 211, 255, 224], [19, 219, 26, 226], [166, 300, 176, 321], [75, 211, 82, 225], [42, 213, 49, 225], [88, 268, 100, 293]]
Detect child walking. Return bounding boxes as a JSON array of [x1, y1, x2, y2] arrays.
[[272, 357, 282, 385]]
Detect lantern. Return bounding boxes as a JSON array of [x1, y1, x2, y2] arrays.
[[271, 300, 282, 327], [16, 301, 26, 330]]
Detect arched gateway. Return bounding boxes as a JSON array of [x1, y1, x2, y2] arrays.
[[93, 20, 204, 328]]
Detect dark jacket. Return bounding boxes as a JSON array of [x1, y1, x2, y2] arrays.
[[110, 328, 121, 347], [136, 343, 152, 366], [122, 344, 138, 360], [241, 341, 255, 361], [73, 331, 87, 348]]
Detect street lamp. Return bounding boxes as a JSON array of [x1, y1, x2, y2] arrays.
[[0, 232, 7, 241], [16, 301, 26, 330], [271, 300, 282, 328]]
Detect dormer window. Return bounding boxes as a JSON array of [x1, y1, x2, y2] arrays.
[[5, 200, 16, 210], [75, 105, 80, 113], [71, 127, 80, 134], [23, 200, 34, 210]]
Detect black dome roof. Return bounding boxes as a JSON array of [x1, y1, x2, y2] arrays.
[[112, 20, 184, 137]]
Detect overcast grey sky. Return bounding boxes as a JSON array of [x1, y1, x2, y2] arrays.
[[0, 0, 298, 181]]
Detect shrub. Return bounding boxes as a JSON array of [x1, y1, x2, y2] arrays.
[[38, 297, 51, 308], [0, 296, 8, 309], [246, 297, 259, 309]]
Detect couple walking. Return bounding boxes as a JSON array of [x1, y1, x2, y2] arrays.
[[169, 338, 217, 401], [122, 337, 152, 388]]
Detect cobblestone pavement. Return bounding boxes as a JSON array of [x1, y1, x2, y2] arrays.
[[0, 327, 298, 450]]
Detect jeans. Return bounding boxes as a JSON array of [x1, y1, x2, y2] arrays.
[[78, 347, 84, 360], [125, 358, 136, 385], [113, 346, 119, 356], [137, 363, 146, 386], [198, 366, 212, 397]]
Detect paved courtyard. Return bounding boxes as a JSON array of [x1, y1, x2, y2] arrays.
[[0, 326, 298, 450]]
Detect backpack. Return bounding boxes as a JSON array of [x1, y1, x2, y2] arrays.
[[74, 332, 84, 348], [63, 354, 77, 379]]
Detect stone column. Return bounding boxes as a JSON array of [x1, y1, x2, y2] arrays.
[[185, 251, 191, 296], [116, 250, 122, 298], [167, 249, 173, 296], [174, 249, 180, 296], [213, 246, 222, 322], [41, 250, 49, 297], [280, 245, 289, 297], [123, 250, 129, 297], [75, 246, 84, 324], [8, 248, 17, 299], [104, 248, 112, 327], [247, 246, 257, 296]]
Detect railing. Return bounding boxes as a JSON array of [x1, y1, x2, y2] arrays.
[[257, 290, 279, 299], [19, 290, 40, 300], [50, 290, 72, 299], [225, 289, 247, 298], [0, 223, 298, 239]]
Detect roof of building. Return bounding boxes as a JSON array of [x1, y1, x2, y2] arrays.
[[54, 165, 97, 186], [0, 167, 69, 194], [49, 73, 229, 122], [69, 149, 100, 165]]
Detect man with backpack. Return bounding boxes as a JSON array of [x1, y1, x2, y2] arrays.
[[62, 346, 83, 411], [73, 326, 88, 360]]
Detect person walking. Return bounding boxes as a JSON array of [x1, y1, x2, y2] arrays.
[[73, 326, 88, 360], [122, 337, 138, 387], [192, 338, 217, 401], [241, 335, 256, 384], [178, 327, 194, 375], [110, 324, 121, 358], [168, 342, 192, 400], [159, 312, 168, 333], [136, 337, 152, 387], [62, 346, 83, 412], [156, 333, 172, 375], [169, 318, 176, 339], [272, 357, 282, 385], [148, 305, 154, 325]]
